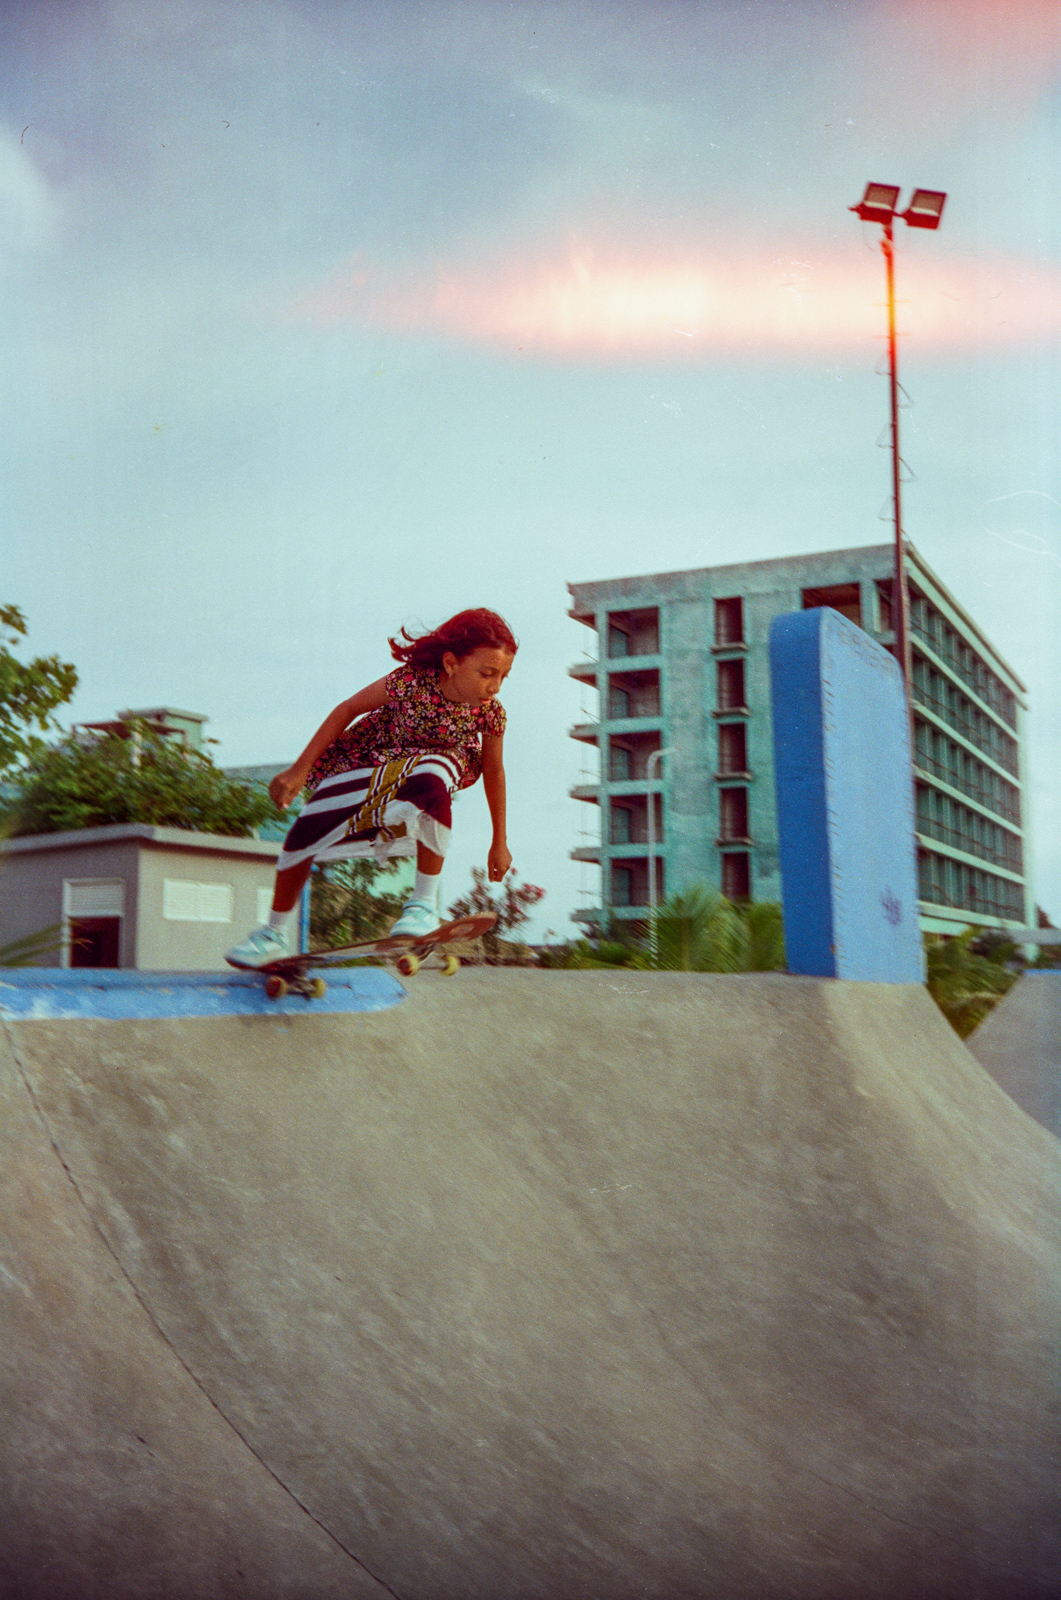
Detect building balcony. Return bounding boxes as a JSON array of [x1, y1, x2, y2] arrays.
[[567, 650, 668, 677], [606, 776, 665, 796], [570, 845, 602, 863], [912, 685, 1019, 778], [568, 722, 600, 745], [569, 783, 601, 802], [604, 714, 664, 735], [913, 752, 1020, 828], [605, 652, 662, 674], [914, 831, 1024, 883]]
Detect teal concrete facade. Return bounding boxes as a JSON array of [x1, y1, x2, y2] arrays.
[[568, 543, 1031, 936]]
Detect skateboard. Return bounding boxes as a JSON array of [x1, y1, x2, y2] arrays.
[[226, 914, 498, 1000]]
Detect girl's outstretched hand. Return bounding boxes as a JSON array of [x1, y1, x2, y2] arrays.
[[487, 841, 513, 883], [269, 767, 305, 810]]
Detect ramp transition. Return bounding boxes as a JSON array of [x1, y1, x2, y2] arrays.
[[966, 970, 1061, 1140], [2, 970, 1059, 1599]]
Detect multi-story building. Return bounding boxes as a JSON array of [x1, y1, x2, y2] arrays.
[[567, 543, 1031, 936]]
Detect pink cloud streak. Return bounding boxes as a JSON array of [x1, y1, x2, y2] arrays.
[[288, 240, 1061, 361]]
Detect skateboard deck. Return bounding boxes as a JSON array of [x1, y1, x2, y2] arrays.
[[227, 913, 497, 999]]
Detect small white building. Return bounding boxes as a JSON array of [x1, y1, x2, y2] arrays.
[[0, 824, 280, 971]]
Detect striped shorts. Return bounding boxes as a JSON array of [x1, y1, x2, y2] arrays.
[[275, 752, 461, 872]]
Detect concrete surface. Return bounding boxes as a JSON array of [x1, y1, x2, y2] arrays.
[[966, 970, 1061, 1139], [2, 970, 1059, 1599]]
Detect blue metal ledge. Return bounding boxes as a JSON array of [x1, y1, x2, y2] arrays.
[[0, 967, 407, 1021]]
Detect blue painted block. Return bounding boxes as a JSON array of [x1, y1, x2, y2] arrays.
[[0, 967, 407, 1021], [769, 608, 924, 983]]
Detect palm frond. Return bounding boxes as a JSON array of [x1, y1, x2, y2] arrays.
[[0, 924, 63, 967]]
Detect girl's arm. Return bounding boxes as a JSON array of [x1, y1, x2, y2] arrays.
[[481, 733, 513, 882], [268, 676, 390, 808]]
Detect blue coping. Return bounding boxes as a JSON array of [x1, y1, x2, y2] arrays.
[[0, 966, 407, 1021]]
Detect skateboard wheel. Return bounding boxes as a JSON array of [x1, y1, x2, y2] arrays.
[[441, 953, 459, 976], [308, 977, 327, 999], [397, 953, 420, 977], [265, 974, 288, 999]]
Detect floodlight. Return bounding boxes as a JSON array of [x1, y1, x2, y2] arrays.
[[850, 183, 901, 225], [847, 180, 947, 702], [902, 188, 947, 230]]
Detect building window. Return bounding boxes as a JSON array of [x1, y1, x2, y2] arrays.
[[608, 668, 660, 720], [163, 879, 235, 922], [609, 733, 661, 780], [717, 722, 748, 774], [610, 858, 662, 909], [609, 742, 632, 780], [610, 796, 659, 845], [719, 787, 750, 841], [64, 879, 125, 969], [607, 608, 659, 658], [714, 596, 744, 645], [802, 583, 862, 627], [721, 853, 751, 900], [717, 658, 746, 710], [69, 917, 121, 968], [611, 803, 632, 844]]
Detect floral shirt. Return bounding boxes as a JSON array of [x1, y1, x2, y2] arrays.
[[307, 665, 506, 792]]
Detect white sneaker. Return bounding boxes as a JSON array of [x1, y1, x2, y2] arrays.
[[226, 924, 291, 968], [389, 899, 441, 938]]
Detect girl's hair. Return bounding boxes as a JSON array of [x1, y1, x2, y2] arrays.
[[388, 609, 518, 670]]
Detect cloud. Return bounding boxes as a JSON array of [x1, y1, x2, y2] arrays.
[[285, 234, 1061, 361]]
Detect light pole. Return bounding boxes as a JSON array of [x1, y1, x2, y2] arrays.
[[849, 184, 946, 699], [645, 746, 677, 920]]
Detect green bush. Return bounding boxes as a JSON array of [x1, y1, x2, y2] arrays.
[[2, 720, 287, 839], [553, 888, 786, 973], [924, 927, 1019, 1038]]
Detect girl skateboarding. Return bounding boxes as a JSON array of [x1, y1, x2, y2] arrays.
[[226, 608, 516, 968]]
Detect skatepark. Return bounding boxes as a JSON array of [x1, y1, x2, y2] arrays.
[[3, 613, 1058, 1599], [2, 966, 1060, 1600]]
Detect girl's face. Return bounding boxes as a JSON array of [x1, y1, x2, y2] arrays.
[[439, 646, 514, 706]]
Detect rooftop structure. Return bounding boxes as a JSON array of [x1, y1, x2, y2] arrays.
[[74, 706, 210, 754]]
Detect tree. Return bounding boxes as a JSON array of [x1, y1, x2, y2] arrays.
[[645, 888, 786, 972], [547, 886, 786, 973], [0, 605, 78, 778], [2, 719, 288, 839], [446, 868, 546, 960], [310, 858, 407, 950]]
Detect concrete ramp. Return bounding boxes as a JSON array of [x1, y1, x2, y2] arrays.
[[966, 970, 1061, 1139], [2, 971, 1059, 1599]]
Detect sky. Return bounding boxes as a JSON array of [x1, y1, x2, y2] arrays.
[[3, 0, 1059, 940]]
